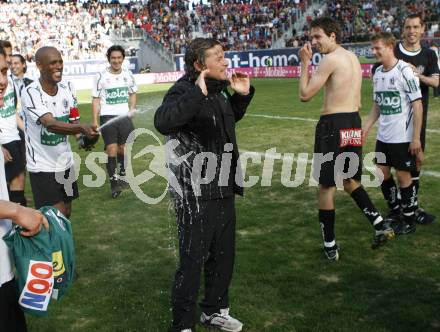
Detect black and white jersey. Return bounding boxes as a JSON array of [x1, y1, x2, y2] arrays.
[[21, 80, 77, 172], [373, 60, 422, 143], [395, 43, 440, 110]]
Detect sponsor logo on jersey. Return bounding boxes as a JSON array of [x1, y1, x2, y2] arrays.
[[52, 251, 65, 277], [375, 91, 402, 115], [0, 90, 16, 118], [105, 87, 129, 105], [40, 114, 69, 146], [19, 260, 54, 311], [339, 128, 362, 147]]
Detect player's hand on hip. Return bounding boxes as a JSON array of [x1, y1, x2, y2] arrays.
[[81, 123, 100, 139], [14, 206, 49, 237], [229, 71, 250, 95], [300, 42, 313, 63], [1, 146, 13, 163], [409, 139, 422, 156], [196, 69, 209, 96]]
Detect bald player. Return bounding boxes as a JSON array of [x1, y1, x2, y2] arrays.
[[20, 47, 98, 218], [299, 17, 394, 260]]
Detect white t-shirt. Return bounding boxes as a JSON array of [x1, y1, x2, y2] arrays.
[[92, 68, 137, 116], [0, 76, 20, 145], [373, 60, 422, 143], [21, 80, 77, 172], [0, 151, 14, 287]]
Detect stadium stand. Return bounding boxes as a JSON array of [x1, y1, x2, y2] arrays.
[[0, 0, 437, 62]]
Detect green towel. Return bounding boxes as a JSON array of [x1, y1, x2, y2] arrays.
[[3, 206, 75, 316]]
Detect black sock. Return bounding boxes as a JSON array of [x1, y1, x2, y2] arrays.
[[117, 153, 126, 176], [351, 186, 383, 230], [411, 169, 420, 199], [380, 176, 400, 211], [319, 209, 336, 247], [107, 156, 117, 181], [9, 190, 27, 206], [400, 183, 417, 223]]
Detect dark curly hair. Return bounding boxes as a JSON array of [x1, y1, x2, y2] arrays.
[[184, 38, 222, 81], [310, 17, 342, 44], [106, 45, 125, 61]]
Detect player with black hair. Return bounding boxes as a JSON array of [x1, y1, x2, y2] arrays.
[[387, 13, 440, 226], [21, 46, 98, 217], [92, 44, 137, 198], [299, 18, 394, 260]]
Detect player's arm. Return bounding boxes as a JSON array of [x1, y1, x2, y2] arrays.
[[128, 93, 136, 111], [362, 102, 380, 145], [299, 43, 334, 102], [410, 99, 423, 156], [128, 71, 138, 112], [91, 73, 103, 127], [15, 112, 24, 132], [416, 72, 439, 88], [39, 113, 97, 138], [91, 97, 100, 128], [0, 200, 49, 237], [154, 76, 207, 135]]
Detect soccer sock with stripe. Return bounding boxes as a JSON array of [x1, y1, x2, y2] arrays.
[[319, 209, 336, 248], [400, 183, 417, 223], [380, 176, 401, 212], [107, 156, 117, 181], [410, 170, 420, 206], [351, 186, 384, 230], [117, 153, 126, 176]]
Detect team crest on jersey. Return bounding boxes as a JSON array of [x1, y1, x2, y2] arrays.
[[62, 99, 68, 109], [417, 65, 425, 74], [339, 128, 362, 147], [123, 77, 128, 82], [389, 77, 395, 86]]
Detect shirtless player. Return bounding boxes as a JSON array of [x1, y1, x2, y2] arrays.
[[299, 17, 394, 260]]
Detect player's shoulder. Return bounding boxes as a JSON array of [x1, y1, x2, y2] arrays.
[[122, 67, 134, 76], [23, 80, 40, 94], [394, 59, 412, 75], [421, 46, 438, 58], [373, 63, 384, 76]]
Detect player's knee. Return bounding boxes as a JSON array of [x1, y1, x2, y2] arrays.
[[105, 144, 118, 156], [342, 179, 360, 194], [395, 170, 412, 187]]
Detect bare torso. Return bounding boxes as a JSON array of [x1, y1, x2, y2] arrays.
[[322, 47, 362, 115]]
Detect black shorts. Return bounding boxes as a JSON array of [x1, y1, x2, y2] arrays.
[[29, 167, 79, 209], [100, 115, 135, 147], [3, 140, 26, 182], [0, 279, 27, 332], [375, 140, 416, 172], [313, 112, 363, 187]]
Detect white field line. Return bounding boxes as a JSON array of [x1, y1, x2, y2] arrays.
[[246, 113, 440, 134], [240, 150, 440, 178]]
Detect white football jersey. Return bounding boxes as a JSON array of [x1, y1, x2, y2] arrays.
[[92, 68, 137, 116], [0, 76, 20, 144], [373, 60, 422, 143], [21, 80, 77, 172], [0, 150, 14, 287]]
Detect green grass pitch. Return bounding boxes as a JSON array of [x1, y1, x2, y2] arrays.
[[27, 78, 440, 331]]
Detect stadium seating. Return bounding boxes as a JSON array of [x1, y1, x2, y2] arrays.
[[0, 0, 437, 62]]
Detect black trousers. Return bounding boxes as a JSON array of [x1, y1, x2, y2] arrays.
[[170, 196, 236, 331], [0, 279, 27, 332]]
